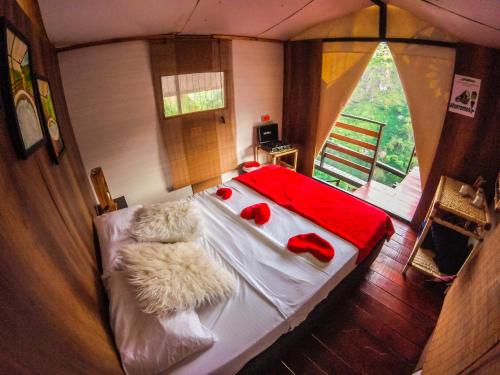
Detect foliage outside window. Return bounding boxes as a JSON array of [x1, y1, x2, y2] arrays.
[[315, 43, 418, 189], [161, 72, 225, 117]]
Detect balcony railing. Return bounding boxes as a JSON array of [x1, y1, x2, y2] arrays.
[[315, 113, 416, 188]]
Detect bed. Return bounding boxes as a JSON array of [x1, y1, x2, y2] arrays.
[[94, 166, 393, 375]]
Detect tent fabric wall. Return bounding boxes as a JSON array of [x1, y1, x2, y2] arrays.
[[388, 43, 456, 187], [317, 42, 378, 157], [385, 5, 458, 42], [292, 5, 457, 43], [292, 5, 379, 41]]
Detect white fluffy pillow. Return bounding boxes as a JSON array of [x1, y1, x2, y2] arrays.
[[119, 242, 236, 314], [104, 271, 215, 375], [129, 199, 202, 243]]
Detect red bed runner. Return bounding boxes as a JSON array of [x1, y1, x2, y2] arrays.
[[235, 165, 394, 263]]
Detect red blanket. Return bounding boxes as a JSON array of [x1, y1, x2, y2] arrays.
[[235, 165, 394, 263]]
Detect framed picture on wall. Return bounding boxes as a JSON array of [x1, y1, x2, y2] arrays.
[[0, 18, 45, 158], [35, 75, 65, 163]]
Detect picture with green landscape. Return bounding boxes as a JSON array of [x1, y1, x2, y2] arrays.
[[36, 77, 65, 162], [3, 22, 44, 156]]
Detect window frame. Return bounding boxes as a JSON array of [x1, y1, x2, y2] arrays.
[[160, 71, 226, 119]]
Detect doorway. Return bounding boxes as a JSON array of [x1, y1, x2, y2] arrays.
[[313, 43, 421, 222]]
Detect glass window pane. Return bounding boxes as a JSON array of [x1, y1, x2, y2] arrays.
[[160, 76, 179, 117], [161, 72, 225, 118]]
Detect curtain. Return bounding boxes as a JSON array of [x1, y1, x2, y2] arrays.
[[316, 42, 378, 156], [388, 43, 455, 187], [149, 38, 236, 190]]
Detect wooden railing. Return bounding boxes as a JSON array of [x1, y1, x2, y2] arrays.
[[316, 114, 385, 188], [315, 114, 417, 188]]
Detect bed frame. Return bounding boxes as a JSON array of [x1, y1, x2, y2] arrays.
[[238, 237, 385, 374]]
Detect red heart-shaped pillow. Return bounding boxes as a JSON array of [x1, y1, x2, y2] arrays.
[[287, 233, 334, 262], [216, 187, 232, 200], [240, 203, 271, 225]]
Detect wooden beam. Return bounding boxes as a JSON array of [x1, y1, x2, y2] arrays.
[[326, 142, 374, 163], [322, 37, 456, 49], [331, 133, 377, 151], [212, 34, 284, 44], [56, 33, 283, 53], [378, 2, 387, 40]]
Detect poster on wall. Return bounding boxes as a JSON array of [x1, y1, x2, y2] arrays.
[[448, 74, 481, 118], [35, 76, 66, 163]]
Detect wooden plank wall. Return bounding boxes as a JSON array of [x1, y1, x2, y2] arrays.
[[0, 1, 122, 373], [282, 40, 322, 176], [412, 44, 500, 228]]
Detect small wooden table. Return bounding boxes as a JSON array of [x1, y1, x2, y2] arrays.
[[403, 176, 491, 277], [254, 146, 298, 171]]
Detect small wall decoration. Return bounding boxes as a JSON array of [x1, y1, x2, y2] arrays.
[[448, 74, 481, 118], [0, 18, 44, 158], [35, 76, 65, 163]]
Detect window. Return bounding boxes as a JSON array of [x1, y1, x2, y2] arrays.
[[161, 72, 225, 118]]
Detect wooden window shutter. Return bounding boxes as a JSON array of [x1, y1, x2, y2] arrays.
[[149, 37, 237, 190]]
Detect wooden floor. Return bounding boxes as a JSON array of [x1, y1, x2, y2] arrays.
[[265, 218, 445, 375], [353, 167, 422, 222]]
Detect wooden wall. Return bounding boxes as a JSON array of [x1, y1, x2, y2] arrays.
[[0, 1, 122, 373], [412, 43, 500, 227], [282, 40, 322, 175]]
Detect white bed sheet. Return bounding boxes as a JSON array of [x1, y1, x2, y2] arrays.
[[96, 180, 361, 375]]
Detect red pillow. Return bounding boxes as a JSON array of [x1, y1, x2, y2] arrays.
[[216, 187, 232, 200], [287, 233, 334, 262], [240, 203, 271, 225], [243, 161, 261, 168]]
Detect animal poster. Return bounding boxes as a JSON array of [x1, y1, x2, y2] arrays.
[[448, 74, 481, 118]]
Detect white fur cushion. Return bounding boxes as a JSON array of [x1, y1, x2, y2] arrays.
[[119, 242, 236, 314], [129, 199, 203, 243]]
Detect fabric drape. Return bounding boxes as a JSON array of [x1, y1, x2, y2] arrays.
[[388, 43, 455, 187], [149, 38, 237, 190], [316, 42, 378, 157]]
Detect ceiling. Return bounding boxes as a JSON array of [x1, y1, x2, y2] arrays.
[[38, 0, 500, 48]]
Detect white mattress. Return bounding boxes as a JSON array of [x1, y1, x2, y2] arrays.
[[97, 180, 360, 375]]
